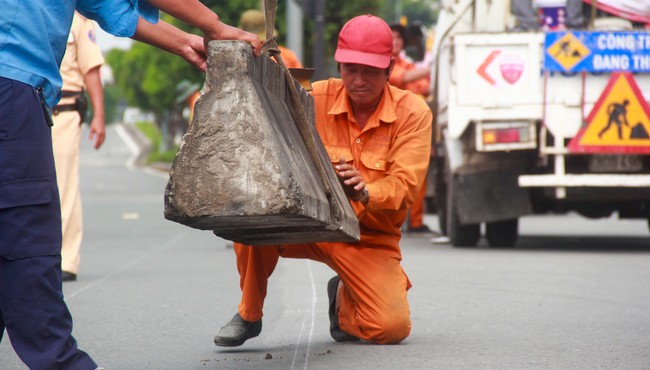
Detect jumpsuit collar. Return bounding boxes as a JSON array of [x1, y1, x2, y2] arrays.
[[327, 83, 399, 131]]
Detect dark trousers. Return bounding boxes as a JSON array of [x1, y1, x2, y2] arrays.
[[0, 77, 96, 369], [0, 255, 96, 369]]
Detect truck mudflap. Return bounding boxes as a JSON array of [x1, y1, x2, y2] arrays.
[[455, 169, 532, 224]]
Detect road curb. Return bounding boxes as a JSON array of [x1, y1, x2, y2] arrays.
[[116, 122, 172, 173]]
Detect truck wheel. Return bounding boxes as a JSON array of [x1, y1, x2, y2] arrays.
[[447, 178, 480, 247], [435, 149, 449, 235], [436, 184, 447, 235], [448, 206, 481, 247], [485, 219, 518, 247]]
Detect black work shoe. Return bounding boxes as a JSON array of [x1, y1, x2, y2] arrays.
[[407, 224, 432, 233], [327, 276, 359, 342], [62, 271, 77, 282], [214, 313, 262, 347]]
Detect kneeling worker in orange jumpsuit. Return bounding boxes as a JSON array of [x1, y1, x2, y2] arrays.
[[214, 14, 432, 346]]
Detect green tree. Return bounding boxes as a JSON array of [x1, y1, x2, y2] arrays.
[[106, 4, 259, 127], [105, 0, 438, 127], [381, 0, 438, 25], [99, 83, 122, 124], [299, 0, 436, 76], [106, 20, 201, 124], [297, 1, 382, 76], [400, 0, 438, 26]]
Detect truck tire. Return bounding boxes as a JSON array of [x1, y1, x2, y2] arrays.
[[448, 207, 481, 247], [485, 218, 518, 247], [435, 146, 449, 235], [436, 178, 448, 235], [447, 174, 480, 247]]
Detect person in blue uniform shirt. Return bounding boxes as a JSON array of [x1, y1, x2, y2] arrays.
[[0, 1, 261, 369]]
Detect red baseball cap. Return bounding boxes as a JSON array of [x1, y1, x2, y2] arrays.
[[335, 15, 393, 69]]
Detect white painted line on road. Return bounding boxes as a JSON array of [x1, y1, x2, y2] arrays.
[[304, 260, 317, 370], [115, 124, 168, 179], [290, 260, 318, 370], [291, 318, 307, 370], [139, 166, 169, 179], [64, 230, 187, 300], [115, 124, 140, 171]]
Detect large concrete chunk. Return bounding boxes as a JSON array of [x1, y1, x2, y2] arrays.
[[164, 41, 359, 245]]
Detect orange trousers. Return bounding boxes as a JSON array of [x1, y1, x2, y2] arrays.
[[234, 242, 412, 344]]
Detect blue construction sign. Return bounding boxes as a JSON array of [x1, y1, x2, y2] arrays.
[[544, 31, 650, 73]]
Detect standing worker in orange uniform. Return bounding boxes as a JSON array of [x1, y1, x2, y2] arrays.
[[388, 23, 434, 233], [213, 14, 432, 347], [388, 23, 431, 97], [239, 9, 303, 69], [52, 12, 106, 282]]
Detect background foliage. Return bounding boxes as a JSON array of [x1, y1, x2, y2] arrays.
[[106, 0, 438, 127]]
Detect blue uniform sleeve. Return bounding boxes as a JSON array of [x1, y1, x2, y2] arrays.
[[76, 0, 159, 38], [137, 1, 159, 24]]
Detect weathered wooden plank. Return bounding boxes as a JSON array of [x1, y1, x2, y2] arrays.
[[164, 41, 359, 245]]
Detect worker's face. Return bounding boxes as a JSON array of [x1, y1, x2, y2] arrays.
[[340, 63, 391, 108], [391, 30, 404, 56]]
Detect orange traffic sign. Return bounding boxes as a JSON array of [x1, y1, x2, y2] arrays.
[[568, 72, 650, 154]]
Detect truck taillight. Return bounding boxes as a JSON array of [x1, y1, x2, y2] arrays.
[[475, 121, 536, 152], [483, 127, 527, 144]]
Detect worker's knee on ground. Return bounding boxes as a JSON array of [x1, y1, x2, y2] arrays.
[[364, 311, 411, 344]]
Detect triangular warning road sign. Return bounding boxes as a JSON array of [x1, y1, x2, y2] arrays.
[[568, 72, 650, 154]]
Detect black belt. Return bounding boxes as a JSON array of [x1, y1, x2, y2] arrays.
[[53, 90, 84, 116], [52, 104, 78, 115], [61, 90, 83, 98]]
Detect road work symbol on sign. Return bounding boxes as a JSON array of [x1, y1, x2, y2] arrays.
[[598, 99, 631, 140], [546, 32, 591, 71], [569, 72, 650, 154]]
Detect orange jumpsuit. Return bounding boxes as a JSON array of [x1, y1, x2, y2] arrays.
[[388, 56, 431, 229], [234, 79, 431, 344]]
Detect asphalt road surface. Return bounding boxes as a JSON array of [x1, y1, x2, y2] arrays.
[[2, 124, 650, 369]]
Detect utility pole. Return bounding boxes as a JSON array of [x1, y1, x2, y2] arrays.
[[313, 0, 326, 80], [395, 0, 403, 23], [287, 0, 304, 63]]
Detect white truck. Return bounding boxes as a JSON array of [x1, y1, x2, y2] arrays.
[[430, 0, 650, 246]]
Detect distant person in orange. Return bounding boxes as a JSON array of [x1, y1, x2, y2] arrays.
[[388, 23, 430, 98], [176, 79, 201, 123], [213, 14, 432, 347], [389, 23, 433, 233], [239, 9, 303, 69]]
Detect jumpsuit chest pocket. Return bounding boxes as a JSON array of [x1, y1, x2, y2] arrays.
[[359, 152, 388, 184], [326, 146, 354, 164], [325, 145, 388, 182], [360, 151, 387, 173]]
